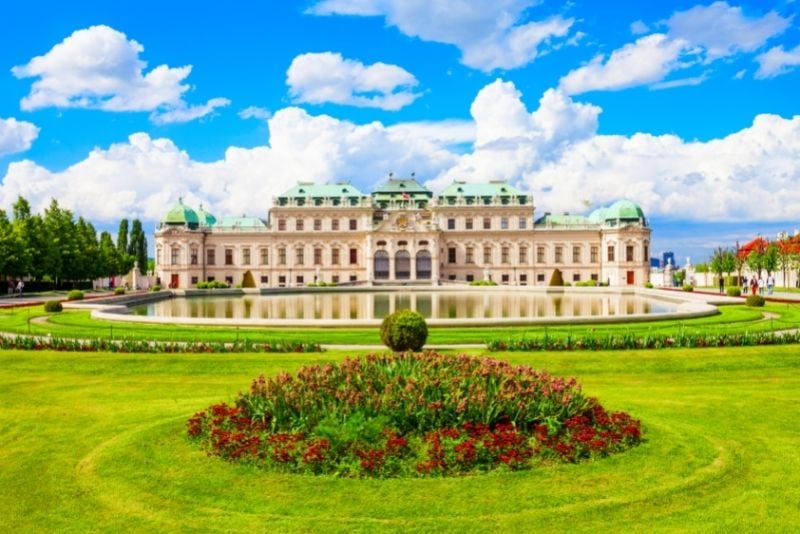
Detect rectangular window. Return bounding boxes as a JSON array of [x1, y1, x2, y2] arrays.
[[206, 249, 215, 266], [591, 273, 599, 281], [190, 247, 198, 265], [500, 217, 509, 230], [466, 247, 474, 264], [608, 245, 615, 262], [591, 246, 598, 263], [627, 245, 634, 262], [466, 274, 474, 282], [225, 276, 233, 286], [260, 248, 268, 265], [242, 248, 251, 265], [518, 217, 527, 229], [296, 275, 304, 286], [466, 218, 473, 230], [537, 246, 544, 263], [332, 248, 340, 265], [520, 274, 527, 285], [447, 218, 456, 230], [191, 276, 198, 285], [332, 275, 339, 283], [483, 246, 492, 265], [332, 219, 340, 231], [483, 217, 491, 230], [501, 246, 509, 264], [349, 248, 358, 265], [572, 246, 581, 264], [448, 247, 457, 264], [349, 274, 357, 282], [502, 274, 509, 283], [225, 248, 233, 265], [644, 244, 649, 261], [449, 274, 456, 281], [555, 246, 563, 263], [349, 219, 357, 231], [277, 219, 286, 231], [171, 248, 179, 265], [537, 273, 545, 282], [296, 219, 304, 231], [519, 246, 527, 264], [314, 219, 322, 231], [278, 248, 286, 265], [314, 247, 322, 266], [278, 275, 286, 287], [573, 273, 581, 282], [260, 276, 268, 284], [296, 247, 304, 265]]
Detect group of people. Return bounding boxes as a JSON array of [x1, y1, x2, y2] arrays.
[[741, 274, 775, 296], [6, 280, 24, 297]]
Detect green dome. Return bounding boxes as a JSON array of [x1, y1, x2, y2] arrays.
[[163, 198, 199, 226], [604, 199, 645, 222], [196, 204, 217, 227], [587, 207, 607, 223]]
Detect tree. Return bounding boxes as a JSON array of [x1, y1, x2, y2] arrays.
[[734, 241, 747, 285], [128, 219, 148, 275], [764, 242, 780, 277], [98, 231, 121, 280], [116, 219, 134, 274], [747, 239, 767, 278]]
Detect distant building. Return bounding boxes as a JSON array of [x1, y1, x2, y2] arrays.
[[154, 177, 652, 288]]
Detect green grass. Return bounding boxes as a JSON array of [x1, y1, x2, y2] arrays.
[[2, 302, 800, 345], [1, 345, 799, 531]]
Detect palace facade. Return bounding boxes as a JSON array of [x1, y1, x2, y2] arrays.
[[154, 178, 651, 288]]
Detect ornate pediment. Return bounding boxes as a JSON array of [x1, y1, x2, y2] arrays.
[[374, 211, 437, 233]]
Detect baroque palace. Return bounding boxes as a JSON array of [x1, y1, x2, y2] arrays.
[[154, 177, 651, 288]]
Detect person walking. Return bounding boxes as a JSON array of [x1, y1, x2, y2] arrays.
[[719, 275, 725, 293], [758, 276, 765, 295], [16, 280, 24, 296], [767, 274, 774, 295]]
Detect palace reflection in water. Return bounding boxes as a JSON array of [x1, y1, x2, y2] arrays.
[[130, 291, 678, 321]]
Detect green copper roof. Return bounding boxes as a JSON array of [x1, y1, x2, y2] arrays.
[[438, 180, 524, 198], [534, 214, 592, 227], [604, 199, 646, 222], [587, 207, 607, 223], [279, 182, 366, 199], [216, 216, 267, 229], [163, 198, 199, 225], [372, 178, 432, 198], [196, 204, 217, 226]]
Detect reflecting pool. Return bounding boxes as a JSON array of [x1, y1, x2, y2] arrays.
[[129, 290, 681, 321]]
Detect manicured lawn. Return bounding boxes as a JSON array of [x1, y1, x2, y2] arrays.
[[2, 302, 800, 345], [1, 345, 798, 530]]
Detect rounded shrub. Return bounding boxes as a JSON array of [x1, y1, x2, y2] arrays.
[[114, 287, 126, 295], [67, 290, 84, 301], [43, 300, 63, 313], [380, 309, 428, 351], [745, 294, 765, 307], [150, 284, 162, 292], [644, 281, 654, 289], [682, 284, 694, 292], [726, 287, 742, 297]]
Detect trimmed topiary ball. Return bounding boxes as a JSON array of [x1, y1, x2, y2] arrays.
[[114, 287, 126, 295], [745, 294, 765, 307], [726, 287, 742, 297], [380, 309, 428, 351], [682, 284, 694, 292], [43, 300, 63, 313], [67, 290, 84, 301]]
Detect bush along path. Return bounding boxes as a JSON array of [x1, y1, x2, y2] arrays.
[[187, 352, 642, 477]]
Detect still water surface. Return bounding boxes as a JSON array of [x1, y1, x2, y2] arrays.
[[129, 291, 679, 321]]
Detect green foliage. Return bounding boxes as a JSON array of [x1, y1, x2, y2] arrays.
[[548, 268, 564, 287], [43, 300, 63, 313], [0, 335, 322, 353], [644, 281, 654, 288], [468, 279, 497, 286], [306, 281, 338, 287], [197, 280, 228, 289], [150, 284, 162, 292], [190, 353, 641, 477], [682, 284, 694, 292], [66, 290, 84, 301], [574, 280, 598, 287], [745, 295, 765, 307], [694, 263, 709, 273], [726, 287, 742, 297], [380, 310, 428, 351], [114, 287, 126, 295]]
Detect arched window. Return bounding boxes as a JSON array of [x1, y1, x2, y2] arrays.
[[395, 250, 411, 280], [374, 250, 390, 280], [416, 250, 432, 280]]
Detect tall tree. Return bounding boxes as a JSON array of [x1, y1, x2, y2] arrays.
[[128, 219, 148, 275], [98, 231, 120, 279], [116, 219, 134, 274], [764, 242, 780, 277]]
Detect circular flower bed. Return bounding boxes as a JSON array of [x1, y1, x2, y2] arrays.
[[187, 352, 642, 477]]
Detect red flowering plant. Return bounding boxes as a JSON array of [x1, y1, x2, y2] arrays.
[[187, 352, 643, 477]]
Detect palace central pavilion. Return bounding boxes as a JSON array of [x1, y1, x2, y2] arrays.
[[155, 178, 651, 288]]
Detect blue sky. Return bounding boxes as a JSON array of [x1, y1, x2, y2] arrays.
[[1, 0, 799, 261]]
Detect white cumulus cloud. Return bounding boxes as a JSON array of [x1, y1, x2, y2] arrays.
[[559, 34, 689, 95], [755, 44, 800, 79], [11, 25, 228, 124], [666, 1, 791, 61], [238, 106, 273, 120], [286, 52, 420, 110], [0, 118, 40, 157], [306, 0, 573, 71]]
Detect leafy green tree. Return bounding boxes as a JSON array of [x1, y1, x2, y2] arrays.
[[98, 231, 121, 279], [128, 219, 148, 275], [764, 242, 780, 277], [747, 245, 765, 278], [116, 219, 135, 274]]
